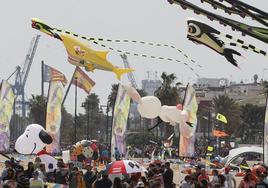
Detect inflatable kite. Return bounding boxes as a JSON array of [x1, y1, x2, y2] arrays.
[[32, 19, 133, 80], [168, 0, 268, 43], [31, 18, 201, 77], [15, 124, 52, 155], [68, 140, 99, 164], [15, 124, 57, 171], [187, 19, 267, 67]]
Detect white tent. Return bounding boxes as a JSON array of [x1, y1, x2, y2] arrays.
[[225, 146, 263, 166]]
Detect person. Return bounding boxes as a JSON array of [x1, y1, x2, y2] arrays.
[[1, 160, 12, 181], [255, 174, 268, 188], [29, 171, 44, 188], [68, 166, 86, 188], [94, 173, 113, 188], [152, 167, 164, 187], [3, 168, 17, 188], [140, 176, 150, 188], [238, 172, 256, 188], [15, 165, 30, 188], [37, 163, 46, 182], [113, 177, 124, 188], [25, 162, 35, 179], [218, 174, 228, 188], [180, 175, 192, 188], [162, 162, 174, 188], [101, 147, 109, 164], [84, 164, 97, 188], [210, 169, 219, 187], [115, 147, 121, 161], [198, 168, 209, 186], [192, 166, 201, 188], [46, 163, 55, 183], [55, 159, 68, 185], [77, 170, 86, 188], [69, 166, 79, 188], [222, 166, 236, 188]]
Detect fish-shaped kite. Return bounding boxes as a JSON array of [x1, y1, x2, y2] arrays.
[[31, 18, 133, 80], [187, 19, 241, 68]]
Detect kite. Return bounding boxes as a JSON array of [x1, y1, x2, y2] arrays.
[[32, 19, 133, 80], [167, 0, 268, 43], [31, 18, 201, 77], [187, 19, 268, 67]]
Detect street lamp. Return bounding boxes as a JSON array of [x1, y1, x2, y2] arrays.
[[100, 104, 110, 146], [81, 100, 93, 140]]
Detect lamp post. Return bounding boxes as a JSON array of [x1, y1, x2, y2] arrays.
[[82, 99, 92, 140], [100, 104, 110, 146]]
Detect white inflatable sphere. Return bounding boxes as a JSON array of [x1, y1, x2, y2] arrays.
[[137, 96, 161, 119]]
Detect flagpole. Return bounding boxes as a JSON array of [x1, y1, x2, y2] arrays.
[[74, 77, 78, 144], [62, 67, 77, 105], [41, 61, 44, 96]]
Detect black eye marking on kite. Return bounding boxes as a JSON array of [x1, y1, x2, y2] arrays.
[[188, 23, 201, 37]]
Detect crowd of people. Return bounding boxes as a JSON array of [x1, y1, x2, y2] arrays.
[[180, 165, 268, 188], [0, 156, 174, 188]]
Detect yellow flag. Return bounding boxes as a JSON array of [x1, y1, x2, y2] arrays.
[[207, 146, 214, 152], [216, 113, 227, 124]]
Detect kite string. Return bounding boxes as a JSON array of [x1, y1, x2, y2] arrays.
[[94, 40, 201, 78], [53, 28, 202, 68], [53, 28, 201, 77]]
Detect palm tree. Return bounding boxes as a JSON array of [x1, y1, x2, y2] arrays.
[[28, 95, 47, 127], [79, 93, 101, 140], [154, 72, 180, 105], [212, 95, 241, 135], [263, 80, 268, 94], [107, 84, 119, 109], [240, 104, 265, 144], [154, 72, 180, 138]]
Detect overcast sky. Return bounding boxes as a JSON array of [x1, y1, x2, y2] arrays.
[[0, 0, 267, 114]]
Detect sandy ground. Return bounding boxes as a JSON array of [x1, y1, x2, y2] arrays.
[[0, 154, 242, 187]]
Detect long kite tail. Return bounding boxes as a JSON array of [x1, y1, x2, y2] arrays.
[[168, 0, 268, 43], [220, 33, 267, 56]]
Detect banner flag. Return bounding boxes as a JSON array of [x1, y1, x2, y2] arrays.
[[179, 85, 198, 157], [216, 113, 228, 124], [46, 81, 63, 154], [0, 80, 15, 151], [43, 64, 68, 86], [111, 84, 130, 160], [71, 67, 95, 93]]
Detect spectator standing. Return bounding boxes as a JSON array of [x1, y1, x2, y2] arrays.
[[29, 171, 44, 188], [84, 164, 96, 188], [222, 166, 236, 188], [25, 162, 35, 179], [94, 173, 113, 188], [238, 172, 256, 188], [198, 169, 209, 186], [3, 168, 17, 188], [15, 165, 30, 188], [162, 162, 174, 188], [210, 169, 219, 187], [113, 177, 124, 188]]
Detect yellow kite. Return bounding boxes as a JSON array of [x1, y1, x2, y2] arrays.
[[31, 18, 133, 80]]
